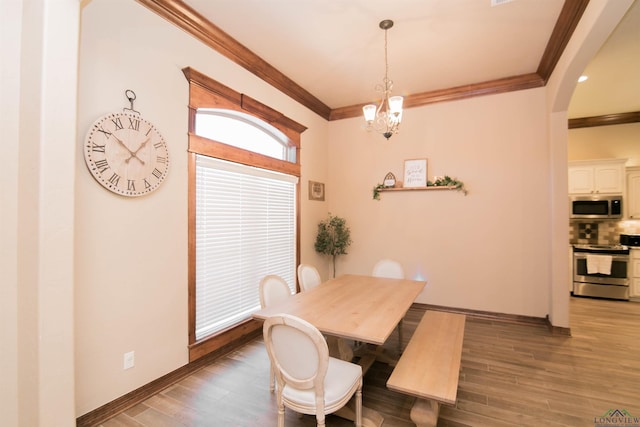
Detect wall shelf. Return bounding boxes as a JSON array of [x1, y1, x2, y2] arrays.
[[378, 186, 459, 193]]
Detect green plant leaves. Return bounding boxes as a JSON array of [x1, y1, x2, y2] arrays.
[[314, 213, 352, 256]]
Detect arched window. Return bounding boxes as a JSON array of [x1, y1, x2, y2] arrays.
[[184, 68, 306, 360], [195, 109, 296, 163]]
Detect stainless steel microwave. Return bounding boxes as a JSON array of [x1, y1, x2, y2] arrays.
[[570, 195, 622, 219]]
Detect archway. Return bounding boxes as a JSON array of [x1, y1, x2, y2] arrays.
[[547, 0, 634, 328]]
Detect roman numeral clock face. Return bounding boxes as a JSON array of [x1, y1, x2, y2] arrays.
[[84, 112, 169, 197]]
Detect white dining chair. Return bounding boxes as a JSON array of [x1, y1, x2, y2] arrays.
[[259, 274, 293, 392], [372, 259, 405, 352], [263, 314, 363, 427], [372, 258, 405, 279], [297, 264, 322, 292]]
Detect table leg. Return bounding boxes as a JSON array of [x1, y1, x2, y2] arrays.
[[326, 335, 354, 362], [372, 345, 398, 367], [354, 343, 398, 367], [334, 400, 384, 427], [409, 398, 440, 427]]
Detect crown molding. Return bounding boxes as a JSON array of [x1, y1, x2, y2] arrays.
[[137, 0, 589, 122], [537, 0, 590, 82], [569, 111, 640, 129], [330, 73, 545, 121]]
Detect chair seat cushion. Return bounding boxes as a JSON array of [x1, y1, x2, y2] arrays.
[[282, 357, 362, 411]]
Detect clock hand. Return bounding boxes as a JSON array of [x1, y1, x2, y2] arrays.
[[111, 133, 147, 165], [111, 133, 136, 157], [125, 137, 149, 165], [131, 138, 149, 156]]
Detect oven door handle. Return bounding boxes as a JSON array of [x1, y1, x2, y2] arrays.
[[573, 254, 628, 261]]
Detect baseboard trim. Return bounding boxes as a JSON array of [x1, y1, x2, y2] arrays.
[[413, 302, 572, 336], [76, 328, 261, 426]]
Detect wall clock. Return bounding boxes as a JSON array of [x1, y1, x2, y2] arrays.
[[84, 111, 169, 197]]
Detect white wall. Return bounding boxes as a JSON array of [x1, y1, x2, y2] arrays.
[[2, 0, 79, 425], [75, 0, 328, 416], [569, 123, 640, 166], [327, 89, 551, 317], [1, 1, 22, 425]]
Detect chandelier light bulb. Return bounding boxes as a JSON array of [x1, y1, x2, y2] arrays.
[[388, 96, 403, 116], [363, 104, 377, 122]]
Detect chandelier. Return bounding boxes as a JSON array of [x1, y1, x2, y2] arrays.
[[363, 19, 404, 140]]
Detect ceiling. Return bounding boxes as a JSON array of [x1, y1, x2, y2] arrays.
[[176, 0, 639, 120], [568, 0, 639, 118]]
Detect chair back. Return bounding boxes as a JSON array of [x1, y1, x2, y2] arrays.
[[259, 275, 292, 308], [263, 314, 328, 396], [297, 264, 322, 292], [372, 259, 405, 279]]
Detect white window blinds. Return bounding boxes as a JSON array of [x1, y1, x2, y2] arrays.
[[195, 155, 297, 340]]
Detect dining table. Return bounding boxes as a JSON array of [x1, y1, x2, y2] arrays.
[[252, 273, 426, 427]]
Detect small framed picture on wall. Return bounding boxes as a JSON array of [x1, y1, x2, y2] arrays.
[[403, 158, 428, 188], [309, 180, 325, 201]]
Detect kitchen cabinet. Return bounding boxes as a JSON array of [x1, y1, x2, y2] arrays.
[[627, 167, 640, 219], [568, 159, 626, 195], [630, 249, 640, 300]]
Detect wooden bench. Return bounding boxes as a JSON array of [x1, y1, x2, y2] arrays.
[[386, 311, 466, 427]]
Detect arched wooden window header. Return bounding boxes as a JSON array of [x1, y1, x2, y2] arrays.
[[183, 67, 305, 177]]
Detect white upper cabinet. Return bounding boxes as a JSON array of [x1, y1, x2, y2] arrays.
[[627, 167, 640, 219], [568, 167, 594, 194], [568, 159, 626, 195]]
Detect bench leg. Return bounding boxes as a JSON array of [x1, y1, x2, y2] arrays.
[[410, 399, 440, 427]]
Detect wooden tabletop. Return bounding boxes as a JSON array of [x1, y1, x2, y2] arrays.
[[252, 274, 426, 345]]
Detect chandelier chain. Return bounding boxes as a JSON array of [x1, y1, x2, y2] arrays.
[[384, 27, 389, 88]]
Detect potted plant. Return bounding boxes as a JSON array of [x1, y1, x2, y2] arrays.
[[314, 213, 352, 278]]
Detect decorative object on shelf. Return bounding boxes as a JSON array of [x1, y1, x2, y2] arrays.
[[428, 175, 468, 195], [362, 19, 404, 140], [308, 180, 325, 201], [383, 172, 396, 187], [314, 213, 352, 278], [403, 158, 427, 188], [83, 90, 170, 197]]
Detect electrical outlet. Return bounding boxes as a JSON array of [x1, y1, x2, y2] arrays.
[[123, 351, 135, 370]]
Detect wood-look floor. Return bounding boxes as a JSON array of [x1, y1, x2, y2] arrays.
[[100, 297, 640, 426]]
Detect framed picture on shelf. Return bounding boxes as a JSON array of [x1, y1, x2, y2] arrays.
[[308, 180, 325, 201], [403, 158, 427, 188]]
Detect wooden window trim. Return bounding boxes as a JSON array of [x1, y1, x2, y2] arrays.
[[184, 67, 305, 361]]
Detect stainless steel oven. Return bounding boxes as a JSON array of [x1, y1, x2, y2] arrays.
[[573, 244, 629, 300]]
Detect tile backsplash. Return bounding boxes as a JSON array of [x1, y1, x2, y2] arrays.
[[569, 220, 640, 244]]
